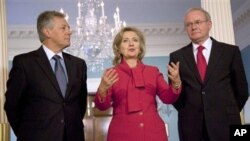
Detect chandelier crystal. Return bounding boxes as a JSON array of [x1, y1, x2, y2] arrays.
[[63, 0, 126, 72]]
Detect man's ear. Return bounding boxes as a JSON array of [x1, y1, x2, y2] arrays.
[[42, 27, 51, 37], [207, 20, 212, 30]]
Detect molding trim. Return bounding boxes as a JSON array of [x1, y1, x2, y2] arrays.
[[7, 23, 186, 39], [7, 25, 38, 39], [7, 23, 189, 60], [232, 0, 250, 49], [233, 0, 250, 30], [135, 23, 186, 35]]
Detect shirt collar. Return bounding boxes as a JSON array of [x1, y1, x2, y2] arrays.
[[192, 37, 212, 51], [42, 45, 64, 60]]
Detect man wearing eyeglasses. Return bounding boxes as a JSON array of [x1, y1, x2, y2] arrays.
[[169, 7, 248, 141]]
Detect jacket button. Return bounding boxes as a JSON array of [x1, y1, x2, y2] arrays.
[[202, 91, 205, 95], [140, 123, 144, 127], [61, 119, 64, 123], [139, 111, 143, 115]]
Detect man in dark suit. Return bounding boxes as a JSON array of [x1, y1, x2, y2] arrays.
[[169, 7, 249, 141], [4, 11, 88, 141]]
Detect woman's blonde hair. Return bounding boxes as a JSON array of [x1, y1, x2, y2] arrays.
[[112, 26, 146, 66]]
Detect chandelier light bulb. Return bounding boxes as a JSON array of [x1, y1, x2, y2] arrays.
[[100, 1, 105, 17], [64, 0, 126, 72]]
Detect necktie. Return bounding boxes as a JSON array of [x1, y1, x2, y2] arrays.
[[53, 55, 67, 97], [196, 46, 207, 82]]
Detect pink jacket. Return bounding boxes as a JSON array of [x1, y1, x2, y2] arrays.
[[94, 60, 181, 141]]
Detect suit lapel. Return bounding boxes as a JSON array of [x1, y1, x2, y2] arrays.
[[203, 39, 224, 84], [63, 53, 74, 98], [182, 44, 202, 83], [35, 47, 62, 95]]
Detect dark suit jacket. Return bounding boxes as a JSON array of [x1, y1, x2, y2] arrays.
[[4, 47, 88, 141], [169, 38, 249, 141]]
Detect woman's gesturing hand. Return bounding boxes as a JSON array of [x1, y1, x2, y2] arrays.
[[98, 68, 119, 97]]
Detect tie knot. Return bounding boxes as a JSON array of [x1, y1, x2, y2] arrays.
[[53, 55, 61, 61], [198, 46, 205, 52]]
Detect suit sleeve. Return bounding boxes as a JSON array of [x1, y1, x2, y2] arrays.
[[231, 47, 249, 110], [4, 56, 27, 136]]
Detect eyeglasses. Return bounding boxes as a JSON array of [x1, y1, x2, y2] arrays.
[[185, 20, 208, 28]]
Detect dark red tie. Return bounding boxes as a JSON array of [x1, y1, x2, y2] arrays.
[[197, 46, 207, 82]]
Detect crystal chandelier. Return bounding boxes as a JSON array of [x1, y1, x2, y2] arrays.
[[62, 0, 126, 72]]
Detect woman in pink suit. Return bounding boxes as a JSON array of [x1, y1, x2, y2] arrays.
[[94, 26, 182, 141]]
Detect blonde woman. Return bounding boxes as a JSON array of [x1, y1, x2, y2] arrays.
[[94, 26, 182, 141]]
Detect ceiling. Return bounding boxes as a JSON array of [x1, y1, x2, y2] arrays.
[[6, 0, 248, 26]]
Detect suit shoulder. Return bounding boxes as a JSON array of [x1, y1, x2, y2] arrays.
[[218, 41, 237, 48], [170, 45, 189, 56], [13, 50, 37, 61], [143, 65, 163, 77], [63, 52, 86, 63], [144, 64, 159, 72], [213, 38, 238, 48], [215, 41, 240, 53]]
